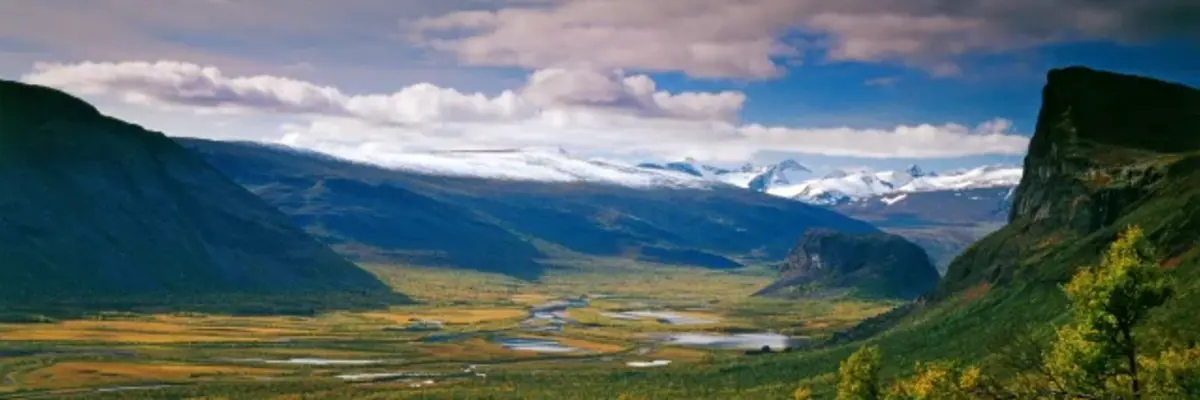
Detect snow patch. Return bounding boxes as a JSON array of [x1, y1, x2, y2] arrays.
[[881, 194, 908, 205]]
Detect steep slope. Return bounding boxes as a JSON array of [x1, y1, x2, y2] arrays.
[[941, 67, 1200, 296], [0, 80, 399, 311], [180, 139, 881, 279], [755, 229, 940, 300], [833, 66, 1200, 359]]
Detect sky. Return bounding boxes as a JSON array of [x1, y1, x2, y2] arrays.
[[0, 0, 1197, 173]]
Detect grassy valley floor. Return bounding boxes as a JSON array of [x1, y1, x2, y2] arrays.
[[0, 261, 898, 399]]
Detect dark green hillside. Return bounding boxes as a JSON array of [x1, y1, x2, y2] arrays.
[[755, 229, 940, 300], [180, 138, 880, 279], [827, 66, 1200, 380], [0, 80, 402, 312], [944, 66, 1200, 295]]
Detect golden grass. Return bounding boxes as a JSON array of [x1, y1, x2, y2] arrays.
[[21, 362, 282, 389], [0, 329, 262, 343], [0, 262, 902, 394], [421, 338, 538, 360], [364, 261, 774, 305], [0, 312, 360, 344], [553, 337, 626, 353], [509, 294, 552, 305], [362, 264, 527, 303], [0, 318, 314, 343], [363, 307, 526, 325]]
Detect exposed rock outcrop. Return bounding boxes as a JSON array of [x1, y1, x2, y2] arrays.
[[755, 229, 940, 300], [940, 66, 1200, 295]]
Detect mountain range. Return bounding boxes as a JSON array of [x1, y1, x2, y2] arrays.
[[179, 139, 880, 280], [637, 158, 1021, 206], [240, 146, 1018, 271]]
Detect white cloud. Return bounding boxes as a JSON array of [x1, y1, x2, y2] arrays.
[[23, 61, 741, 125], [22, 60, 1029, 162], [521, 68, 745, 121], [412, 0, 1199, 78], [412, 0, 805, 79], [737, 118, 1028, 159]]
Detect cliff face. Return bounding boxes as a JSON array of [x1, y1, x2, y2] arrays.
[[0, 80, 400, 309], [756, 229, 940, 300], [1010, 67, 1200, 231], [940, 67, 1200, 295]]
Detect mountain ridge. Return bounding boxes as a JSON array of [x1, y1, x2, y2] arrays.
[[180, 138, 882, 279], [0, 80, 403, 312]]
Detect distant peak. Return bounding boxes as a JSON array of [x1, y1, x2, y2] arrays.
[[905, 164, 925, 177], [776, 159, 811, 172]]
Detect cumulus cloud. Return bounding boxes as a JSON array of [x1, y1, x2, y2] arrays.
[[737, 118, 1028, 159], [412, 0, 805, 79], [411, 0, 1199, 78], [22, 60, 1029, 161], [521, 68, 745, 121], [22, 61, 743, 124]]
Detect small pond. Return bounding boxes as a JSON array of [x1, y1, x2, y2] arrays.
[[602, 311, 719, 325], [655, 333, 797, 350], [227, 357, 383, 366], [492, 337, 578, 353], [626, 360, 672, 368]]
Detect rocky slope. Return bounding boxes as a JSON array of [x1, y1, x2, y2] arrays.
[[0, 80, 399, 310], [180, 139, 881, 279], [836, 67, 1200, 348], [940, 66, 1200, 296], [755, 229, 940, 300]]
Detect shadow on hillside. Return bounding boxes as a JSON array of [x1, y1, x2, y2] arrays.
[[180, 138, 881, 280]]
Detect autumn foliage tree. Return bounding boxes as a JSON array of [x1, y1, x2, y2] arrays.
[[838, 345, 883, 400], [812, 226, 1192, 399], [1045, 225, 1171, 398], [885, 361, 988, 400]]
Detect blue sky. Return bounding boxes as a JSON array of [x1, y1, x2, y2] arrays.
[[0, 0, 1196, 174]]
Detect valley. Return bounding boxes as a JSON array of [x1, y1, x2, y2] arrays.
[[0, 261, 898, 399], [0, 27, 1197, 399]]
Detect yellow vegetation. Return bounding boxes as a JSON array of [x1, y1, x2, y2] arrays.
[[22, 362, 282, 389], [362, 307, 526, 325], [554, 337, 626, 353], [0, 318, 316, 343]]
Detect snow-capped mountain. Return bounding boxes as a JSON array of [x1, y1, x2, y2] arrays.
[[756, 164, 1021, 206], [639, 158, 816, 191], [281, 146, 719, 189], [633, 158, 1020, 205], [265, 142, 1021, 208]]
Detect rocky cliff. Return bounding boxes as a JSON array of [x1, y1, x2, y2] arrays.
[[0, 80, 401, 311], [940, 66, 1200, 295], [755, 229, 940, 300]]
